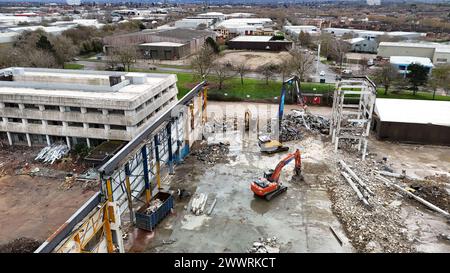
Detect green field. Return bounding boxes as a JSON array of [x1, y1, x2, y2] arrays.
[[131, 69, 449, 102], [63, 63, 85, 70]]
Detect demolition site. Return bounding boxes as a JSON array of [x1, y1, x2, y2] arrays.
[[0, 72, 449, 253]]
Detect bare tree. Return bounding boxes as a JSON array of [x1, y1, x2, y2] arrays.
[[51, 35, 79, 68], [25, 49, 58, 68], [111, 46, 139, 71], [373, 63, 399, 95], [211, 62, 235, 90], [190, 44, 216, 79], [329, 39, 351, 72], [289, 47, 315, 82], [259, 63, 279, 85], [298, 31, 311, 47], [360, 57, 369, 75], [234, 62, 249, 85], [278, 56, 294, 82], [429, 64, 450, 99]]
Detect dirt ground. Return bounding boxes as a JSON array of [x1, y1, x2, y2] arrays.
[[123, 102, 450, 253], [0, 146, 97, 251], [216, 50, 292, 71]]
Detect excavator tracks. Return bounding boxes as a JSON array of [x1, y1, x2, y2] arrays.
[[264, 185, 288, 201]]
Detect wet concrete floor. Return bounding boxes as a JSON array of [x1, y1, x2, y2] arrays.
[[125, 128, 354, 253]]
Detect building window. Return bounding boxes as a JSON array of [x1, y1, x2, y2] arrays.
[[48, 120, 63, 126], [86, 108, 102, 114], [110, 125, 127, 131], [436, 58, 447, 63], [28, 119, 42, 125], [68, 122, 83, 127], [136, 104, 144, 112], [108, 109, 125, 115], [88, 123, 105, 129], [137, 119, 145, 127], [24, 104, 40, 110], [65, 106, 81, 112], [4, 103, 19, 109], [45, 105, 60, 111], [8, 117, 21, 123]]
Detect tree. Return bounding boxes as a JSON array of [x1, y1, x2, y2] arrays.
[[278, 56, 294, 82], [50, 35, 79, 67], [190, 44, 216, 79], [111, 46, 139, 71], [374, 63, 398, 95], [429, 65, 450, 99], [407, 63, 429, 95], [234, 62, 249, 85], [329, 39, 350, 72], [298, 31, 311, 47], [211, 62, 235, 90], [36, 35, 53, 52], [259, 63, 279, 85], [289, 47, 315, 82], [318, 32, 333, 58], [26, 49, 58, 68], [205, 37, 219, 54]]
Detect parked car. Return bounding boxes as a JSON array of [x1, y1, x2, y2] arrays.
[[319, 70, 325, 77], [342, 69, 352, 75]]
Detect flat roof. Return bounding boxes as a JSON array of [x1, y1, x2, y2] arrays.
[[0, 68, 176, 104], [140, 41, 185, 47], [375, 98, 450, 127], [390, 56, 434, 67], [230, 35, 273, 42], [379, 41, 448, 49]]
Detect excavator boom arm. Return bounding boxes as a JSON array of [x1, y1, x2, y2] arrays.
[[269, 149, 301, 182]]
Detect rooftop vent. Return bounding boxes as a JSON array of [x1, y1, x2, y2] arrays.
[[109, 76, 122, 86]]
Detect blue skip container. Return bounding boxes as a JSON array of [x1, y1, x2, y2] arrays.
[[135, 191, 174, 231]]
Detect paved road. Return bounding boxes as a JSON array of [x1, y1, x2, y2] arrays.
[[75, 56, 338, 83]]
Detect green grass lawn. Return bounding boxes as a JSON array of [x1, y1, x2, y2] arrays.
[[131, 68, 450, 102], [376, 89, 450, 101], [64, 63, 85, 70]]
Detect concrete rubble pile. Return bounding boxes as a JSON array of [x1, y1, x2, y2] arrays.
[[190, 193, 208, 215], [328, 156, 416, 252], [191, 142, 230, 165], [247, 237, 280, 253], [35, 144, 70, 164], [145, 198, 163, 214], [280, 110, 330, 142]]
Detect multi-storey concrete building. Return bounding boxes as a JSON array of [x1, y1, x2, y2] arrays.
[[0, 67, 179, 148]]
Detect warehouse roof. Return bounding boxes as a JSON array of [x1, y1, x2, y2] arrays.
[[390, 56, 434, 67], [140, 42, 185, 47], [375, 99, 450, 127], [230, 35, 273, 42]]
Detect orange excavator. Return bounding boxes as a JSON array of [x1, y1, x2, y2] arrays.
[[251, 149, 303, 201]]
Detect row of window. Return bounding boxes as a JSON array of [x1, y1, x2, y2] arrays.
[[136, 96, 177, 128], [2, 118, 127, 131], [2, 103, 125, 116], [135, 84, 175, 113]]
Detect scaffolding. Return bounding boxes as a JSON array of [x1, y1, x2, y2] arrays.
[[329, 76, 377, 160]]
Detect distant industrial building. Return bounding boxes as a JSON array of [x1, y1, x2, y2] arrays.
[[0, 68, 178, 148], [227, 36, 293, 51], [389, 56, 434, 75], [378, 42, 450, 64], [373, 99, 450, 145], [103, 28, 216, 58], [215, 18, 273, 39], [283, 25, 321, 37], [323, 28, 425, 41], [139, 42, 190, 60], [346, 37, 378, 53], [174, 18, 215, 29]]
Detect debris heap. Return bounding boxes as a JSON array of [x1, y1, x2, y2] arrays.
[[191, 142, 230, 165], [35, 144, 70, 164], [247, 237, 280, 253], [145, 199, 164, 214], [280, 110, 330, 142], [190, 193, 208, 215], [0, 237, 42, 253]]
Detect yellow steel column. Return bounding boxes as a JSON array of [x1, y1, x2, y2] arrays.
[[104, 178, 115, 253]]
